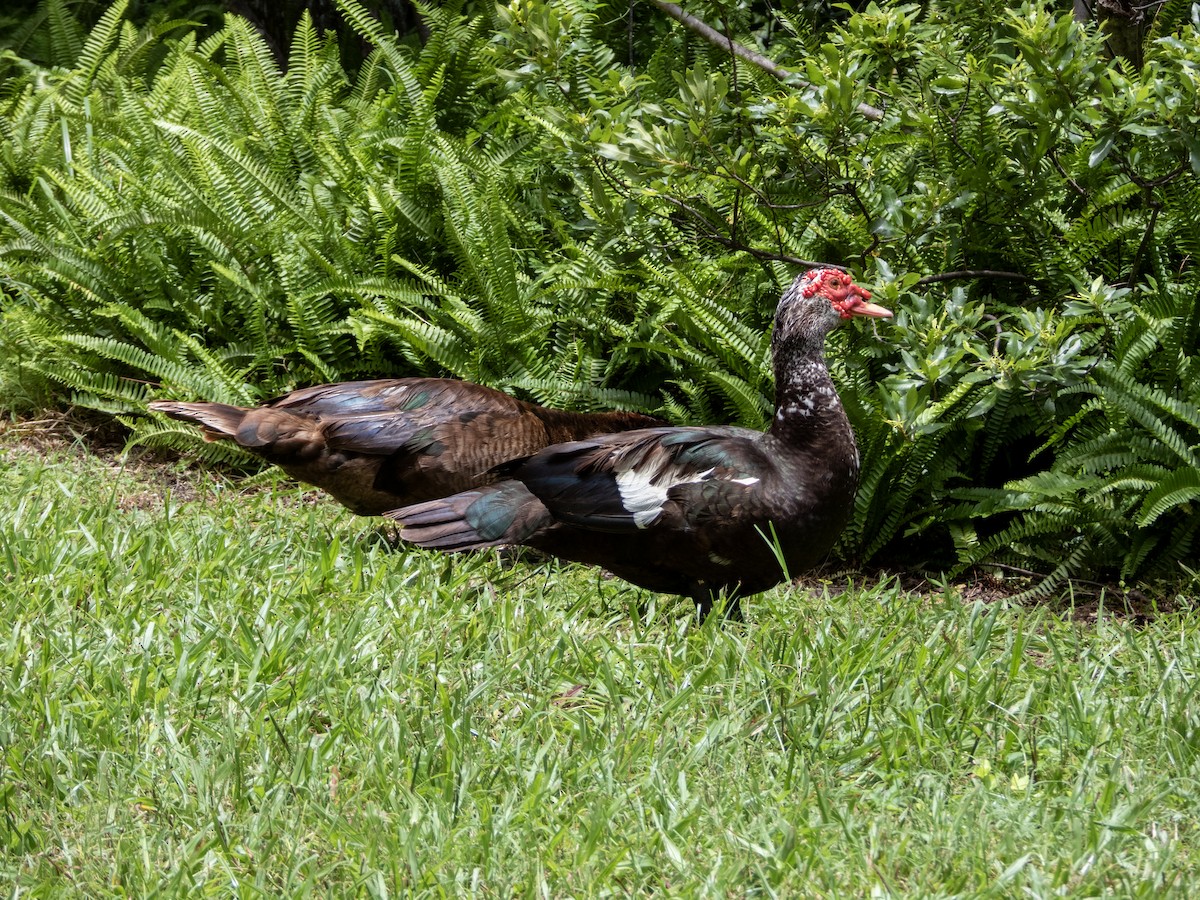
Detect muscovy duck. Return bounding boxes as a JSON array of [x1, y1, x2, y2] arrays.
[[149, 379, 663, 516], [388, 268, 891, 614]]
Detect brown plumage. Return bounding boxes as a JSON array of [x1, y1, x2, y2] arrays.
[[389, 269, 892, 615], [149, 379, 663, 515]]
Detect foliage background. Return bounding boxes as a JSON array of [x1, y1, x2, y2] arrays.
[[1, 0, 1198, 590]]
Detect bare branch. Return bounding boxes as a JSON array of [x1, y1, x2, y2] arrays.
[[644, 0, 885, 123]]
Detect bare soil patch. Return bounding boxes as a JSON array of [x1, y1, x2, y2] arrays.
[[1, 409, 205, 506]]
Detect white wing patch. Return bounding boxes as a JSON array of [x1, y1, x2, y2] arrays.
[[615, 466, 761, 528], [615, 466, 713, 527]]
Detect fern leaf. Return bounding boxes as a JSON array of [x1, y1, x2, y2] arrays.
[[1138, 467, 1200, 526]]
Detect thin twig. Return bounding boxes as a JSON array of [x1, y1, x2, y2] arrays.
[[645, 0, 885, 122], [915, 270, 1034, 286], [835, 181, 881, 263], [1049, 151, 1088, 199]]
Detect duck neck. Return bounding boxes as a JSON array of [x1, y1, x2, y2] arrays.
[[767, 340, 850, 444]]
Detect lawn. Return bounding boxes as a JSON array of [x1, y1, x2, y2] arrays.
[[1, 422, 1198, 896]]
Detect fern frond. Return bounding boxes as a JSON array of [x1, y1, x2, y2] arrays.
[[1138, 467, 1200, 526]]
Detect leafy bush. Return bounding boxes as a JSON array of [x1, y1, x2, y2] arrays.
[[1, 0, 1197, 587]]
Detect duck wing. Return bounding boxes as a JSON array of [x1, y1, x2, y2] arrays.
[[500, 426, 774, 533]]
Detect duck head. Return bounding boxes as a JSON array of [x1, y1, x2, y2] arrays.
[[773, 268, 892, 350]]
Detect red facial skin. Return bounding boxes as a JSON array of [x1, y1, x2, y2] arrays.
[[799, 268, 893, 320]]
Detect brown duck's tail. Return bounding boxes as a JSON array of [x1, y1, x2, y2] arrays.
[[148, 401, 250, 442]]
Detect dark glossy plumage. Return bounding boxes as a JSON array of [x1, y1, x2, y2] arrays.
[[150, 379, 663, 515], [389, 269, 892, 614]]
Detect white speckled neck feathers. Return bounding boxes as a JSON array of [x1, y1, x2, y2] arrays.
[[770, 352, 849, 431], [767, 344, 860, 490]]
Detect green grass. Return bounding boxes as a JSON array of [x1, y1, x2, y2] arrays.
[[2, 431, 1199, 896]]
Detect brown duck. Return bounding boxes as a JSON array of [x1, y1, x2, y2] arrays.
[[150, 379, 663, 515], [388, 269, 891, 614]]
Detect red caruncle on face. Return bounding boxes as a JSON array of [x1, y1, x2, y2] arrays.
[[799, 268, 880, 319]]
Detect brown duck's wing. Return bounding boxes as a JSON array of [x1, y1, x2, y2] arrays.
[[307, 382, 660, 495], [212, 401, 537, 515], [268, 378, 526, 418], [262, 379, 544, 506], [331, 404, 555, 503], [272, 379, 664, 439]]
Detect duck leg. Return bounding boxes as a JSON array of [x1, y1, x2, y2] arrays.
[[692, 585, 743, 622]]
